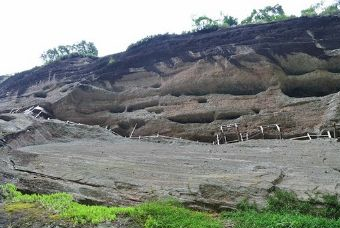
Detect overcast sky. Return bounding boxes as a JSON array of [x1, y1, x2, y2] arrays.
[[0, 0, 335, 75]]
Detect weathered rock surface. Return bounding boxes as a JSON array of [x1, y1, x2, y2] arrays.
[[1, 114, 340, 211], [0, 76, 9, 84], [0, 16, 340, 218], [1, 16, 340, 141]]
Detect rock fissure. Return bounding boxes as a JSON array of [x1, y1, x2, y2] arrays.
[[268, 170, 286, 192], [332, 168, 340, 173], [12, 165, 105, 188], [272, 170, 285, 186]]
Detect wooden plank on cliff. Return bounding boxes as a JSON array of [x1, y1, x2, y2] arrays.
[[129, 123, 137, 138]]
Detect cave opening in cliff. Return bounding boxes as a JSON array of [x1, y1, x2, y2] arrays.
[[282, 81, 340, 98]]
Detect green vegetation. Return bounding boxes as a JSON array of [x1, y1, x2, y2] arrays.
[[266, 190, 340, 219], [2, 183, 340, 228], [301, 2, 322, 17], [192, 14, 238, 32], [320, 2, 340, 16], [190, 1, 339, 32], [222, 15, 238, 27], [192, 16, 219, 31], [41, 40, 98, 64], [130, 1, 339, 51], [223, 190, 340, 228], [130, 201, 221, 228], [192, 4, 292, 31], [224, 211, 340, 228], [302, 1, 340, 17], [1, 183, 222, 227], [241, 4, 294, 24], [2, 185, 129, 224]]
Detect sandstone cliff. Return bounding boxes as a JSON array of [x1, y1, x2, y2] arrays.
[[1, 16, 340, 141], [1, 16, 340, 213]]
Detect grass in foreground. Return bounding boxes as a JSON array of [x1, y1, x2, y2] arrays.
[[222, 190, 340, 228], [223, 210, 340, 228], [1, 183, 222, 227], [2, 183, 340, 228]]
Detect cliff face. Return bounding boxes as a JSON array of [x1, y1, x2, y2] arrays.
[[0, 76, 9, 84], [1, 114, 340, 211], [1, 16, 340, 141], [1, 16, 340, 213]]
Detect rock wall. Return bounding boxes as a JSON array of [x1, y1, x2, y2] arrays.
[[1, 16, 340, 141], [0, 76, 9, 84], [1, 114, 340, 210]]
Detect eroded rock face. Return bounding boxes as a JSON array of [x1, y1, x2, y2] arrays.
[[1, 16, 340, 217], [0, 76, 9, 85], [0, 16, 340, 142], [0, 114, 340, 211], [1, 114, 340, 211]]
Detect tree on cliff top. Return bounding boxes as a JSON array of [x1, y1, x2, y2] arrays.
[[192, 14, 238, 32], [301, 1, 340, 17], [41, 40, 98, 64], [241, 4, 292, 24], [301, 2, 322, 17], [320, 2, 340, 16], [192, 16, 219, 31], [222, 15, 238, 27]]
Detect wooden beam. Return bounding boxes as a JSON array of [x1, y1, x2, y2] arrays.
[[129, 123, 137, 138], [259, 126, 264, 139], [307, 133, 312, 140], [327, 131, 332, 139]]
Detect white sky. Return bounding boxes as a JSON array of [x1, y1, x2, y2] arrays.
[[0, 0, 335, 75]]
